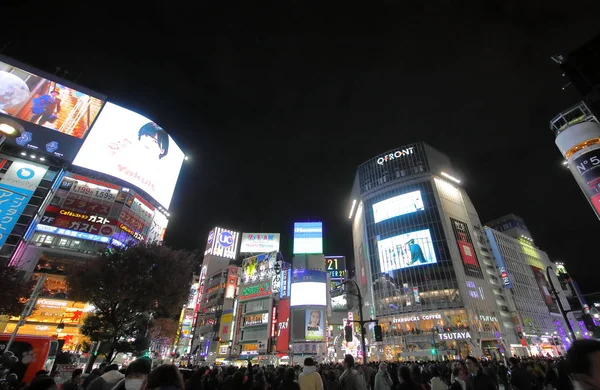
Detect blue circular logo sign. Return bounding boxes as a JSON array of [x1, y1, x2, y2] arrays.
[[207, 230, 215, 244], [219, 231, 234, 247], [16, 168, 35, 180]]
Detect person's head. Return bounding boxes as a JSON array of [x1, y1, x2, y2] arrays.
[[104, 364, 119, 373], [146, 365, 184, 390], [126, 358, 152, 378], [50, 90, 59, 98], [285, 368, 296, 381], [430, 367, 440, 377], [276, 366, 286, 377], [232, 371, 244, 385], [71, 369, 83, 380], [309, 311, 320, 327], [465, 356, 479, 374], [509, 357, 519, 367], [379, 362, 387, 372], [567, 339, 600, 390], [304, 357, 315, 367], [399, 366, 411, 383], [138, 122, 169, 159], [28, 376, 57, 390], [343, 354, 354, 370]]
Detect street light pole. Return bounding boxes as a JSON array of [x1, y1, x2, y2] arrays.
[[340, 279, 373, 364], [546, 266, 576, 341]]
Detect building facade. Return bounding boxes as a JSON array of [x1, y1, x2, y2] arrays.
[[349, 143, 513, 360], [485, 215, 576, 356]]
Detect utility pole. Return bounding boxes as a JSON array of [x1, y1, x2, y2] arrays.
[[546, 266, 576, 340], [6, 275, 46, 352], [340, 279, 376, 364]]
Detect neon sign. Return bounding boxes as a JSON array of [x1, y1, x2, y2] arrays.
[[376, 147, 414, 165]]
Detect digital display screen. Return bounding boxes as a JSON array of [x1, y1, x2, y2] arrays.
[[72, 103, 185, 208], [293, 222, 323, 254], [290, 282, 327, 306], [0, 58, 105, 161], [372, 190, 424, 223], [377, 228, 437, 272]]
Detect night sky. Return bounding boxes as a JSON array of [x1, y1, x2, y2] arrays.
[[4, 1, 600, 293]]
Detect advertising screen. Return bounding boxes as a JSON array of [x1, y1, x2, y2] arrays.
[[450, 218, 484, 279], [0, 58, 105, 161], [290, 269, 327, 306], [372, 190, 425, 223], [72, 102, 185, 208], [325, 256, 346, 280], [377, 228, 437, 272], [240, 233, 280, 253], [293, 222, 323, 254], [305, 309, 325, 341], [241, 251, 278, 284], [531, 266, 560, 314], [0, 158, 48, 248]]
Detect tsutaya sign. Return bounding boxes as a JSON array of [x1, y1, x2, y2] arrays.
[[376, 147, 415, 165], [438, 332, 472, 340]]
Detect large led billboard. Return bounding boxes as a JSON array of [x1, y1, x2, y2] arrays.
[[305, 309, 325, 341], [290, 269, 327, 306], [293, 222, 323, 254], [240, 233, 280, 253], [377, 228, 437, 272], [372, 190, 424, 223], [0, 57, 106, 161], [72, 102, 185, 208]]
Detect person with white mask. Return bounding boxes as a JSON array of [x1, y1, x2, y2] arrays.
[[112, 358, 152, 390]]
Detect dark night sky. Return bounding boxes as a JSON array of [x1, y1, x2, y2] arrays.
[[4, 1, 600, 292]]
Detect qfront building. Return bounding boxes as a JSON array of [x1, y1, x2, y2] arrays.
[[349, 143, 517, 360]]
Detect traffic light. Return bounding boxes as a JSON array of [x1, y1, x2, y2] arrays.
[[373, 325, 383, 342], [431, 348, 437, 355], [344, 326, 353, 342]]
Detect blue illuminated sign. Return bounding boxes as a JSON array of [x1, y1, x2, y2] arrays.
[[36, 224, 111, 243], [219, 231, 233, 247], [293, 222, 323, 254], [485, 229, 513, 288]]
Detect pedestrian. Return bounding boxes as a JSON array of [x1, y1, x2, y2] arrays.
[[88, 365, 125, 390], [397, 366, 420, 390], [465, 357, 496, 390], [112, 358, 152, 390], [62, 369, 83, 390], [145, 365, 184, 390], [566, 339, 600, 390], [429, 368, 445, 390], [279, 368, 300, 390], [339, 355, 365, 390], [374, 363, 392, 390], [299, 358, 324, 390]]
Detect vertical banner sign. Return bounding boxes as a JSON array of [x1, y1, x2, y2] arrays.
[[571, 148, 600, 215], [530, 266, 560, 314], [450, 218, 484, 279], [276, 299, 290, 352], [0, 159, 48, 247], [225, 267, 238, 299]]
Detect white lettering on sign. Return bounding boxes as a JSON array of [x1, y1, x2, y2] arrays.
[[438, 332, 472, 340], [376, 147, 415, 165], [392, 313, 441, 323], [477, 315, 498, 322]]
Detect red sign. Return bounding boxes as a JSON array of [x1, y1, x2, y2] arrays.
[[271, 306, 277, 337], [62, 198, 111, 216], [457, 239, 478, 266], [41, 209, 116, 237], [226, 267, 238, 299], [275, 299, 290, 352]]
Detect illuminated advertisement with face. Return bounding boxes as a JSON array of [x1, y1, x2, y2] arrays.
[[72, 102, 185, 208], [372, 190, 425, 223], [293, 222, 323, 254], [531, 266, 560, 314], [290, 269, 327, 307], [305, 309, 325, 341], [204, 227, 239, 260], [0, 158, 48, 247], [377, 228, 437, 272], [450, 218, 484, 279], [0, 58, 106, 161], [240, 233, 280, 253]]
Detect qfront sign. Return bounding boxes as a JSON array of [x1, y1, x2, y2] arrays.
[[376, 147, 414, 166], [437, 332, 472, 340]]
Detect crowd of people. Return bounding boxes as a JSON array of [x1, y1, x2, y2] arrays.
[[14, 339, 600, 390]]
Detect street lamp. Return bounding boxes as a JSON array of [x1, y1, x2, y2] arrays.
[[0, 117, 24, 146]]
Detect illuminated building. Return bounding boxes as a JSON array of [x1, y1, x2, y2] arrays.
[[349, 143, 514, 360], [190, 227, 241, 363], [485, 214, 579, 356], [550, 103, 600, 220], [0, 56, 185, 350]]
